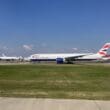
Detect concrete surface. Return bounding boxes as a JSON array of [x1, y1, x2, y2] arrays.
[[0, 97, 110, 110]]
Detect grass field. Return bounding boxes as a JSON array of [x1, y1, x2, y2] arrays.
[[0, 63, 110, 100]]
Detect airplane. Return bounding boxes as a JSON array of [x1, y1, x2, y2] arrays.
[[0, 54, 23, 61], [26, 43, 110, 64]]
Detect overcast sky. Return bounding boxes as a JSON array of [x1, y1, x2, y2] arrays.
[[0, 0, 110, 56]]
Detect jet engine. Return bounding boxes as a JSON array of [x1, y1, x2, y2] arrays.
[[56, 58, 65, 64]]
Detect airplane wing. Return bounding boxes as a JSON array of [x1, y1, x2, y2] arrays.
[[65, 55, 86, 61], [65, 53, 93, 61]]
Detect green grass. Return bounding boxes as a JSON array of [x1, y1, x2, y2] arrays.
[[0, 64, 110, 100]]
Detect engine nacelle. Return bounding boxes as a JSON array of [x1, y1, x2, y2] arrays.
[[56, 58, 65, 64], [56, 58, 74, 64]]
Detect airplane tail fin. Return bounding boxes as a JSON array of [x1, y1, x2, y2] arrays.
[[2, 53, 6, 57], [98, 43, 110, 56]]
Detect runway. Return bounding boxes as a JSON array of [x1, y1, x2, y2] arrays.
[[0, 97, 110, 110]]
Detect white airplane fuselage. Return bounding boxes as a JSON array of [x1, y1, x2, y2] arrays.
[[30, 53, 88, 60], [0, 56, 22, 61]]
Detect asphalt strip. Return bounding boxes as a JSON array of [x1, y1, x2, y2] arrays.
[[0, 97, 110, 110]]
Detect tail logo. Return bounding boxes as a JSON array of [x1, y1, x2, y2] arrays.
[[98, 43, 110, 56]]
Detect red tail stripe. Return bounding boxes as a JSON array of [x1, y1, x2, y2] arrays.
[[99, 52, 106, 56], [103, 45, 110, 48]]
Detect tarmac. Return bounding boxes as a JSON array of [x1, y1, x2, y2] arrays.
[[0, 97, 110, 110]]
